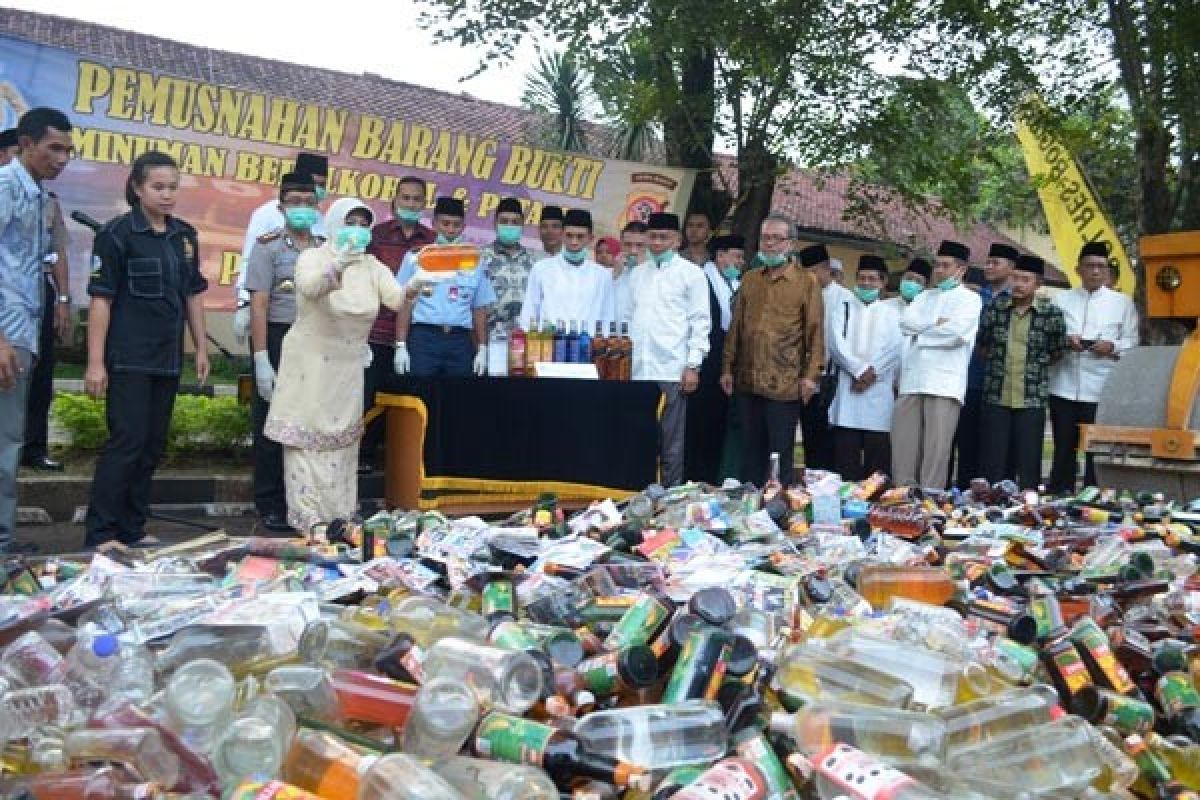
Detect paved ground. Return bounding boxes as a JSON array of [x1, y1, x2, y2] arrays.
[[17, 512, 261, 557]]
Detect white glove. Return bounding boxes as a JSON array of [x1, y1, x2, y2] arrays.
[[233, 305, 251, 346], [473, 348, 488, 376], [332, 243, 355, 272], [253, 350, 275, 402], [362, 345, 374, 368], [394, 342, 410, 375]]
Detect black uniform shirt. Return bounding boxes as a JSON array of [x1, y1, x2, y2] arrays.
[[87, 205, 208, 376]]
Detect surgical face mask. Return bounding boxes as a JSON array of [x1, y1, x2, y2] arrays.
[[721, 265, 740, 281], [436, 232, 462, 245], [496, 224, 522, 246], [899, 278, 924, 301], [624, 254, 639, 269], [855, 286, 880, 303], [395, 208, 421, 224], [284, 206, 319, 231], [938, 277, 960, 291], [652, 249, 675, 266], [314, 186, 328, 203], [562, 247, 587, 265], [336, 226, 371, 253], [759, 251, 787, 268]]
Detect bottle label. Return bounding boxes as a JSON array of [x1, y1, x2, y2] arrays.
[[672, 757, 769, 800], [1156, 672, 1200, 717], [1029, 595, 1064, 638], [400, 643, 425, 684], [482, 579, 516, 618], [474, 712, 554, 766], [735, 733, 800, 800], [1045, 640, 1093, 697], [604, 594, 669, 649], [227, 781, 324, 800], [814, 744, 916, 800], [1098, 691, 1156, 733], [1070, 620, 1135, 693], [577, 652, 620, 696], [489, 621, 539, 652]]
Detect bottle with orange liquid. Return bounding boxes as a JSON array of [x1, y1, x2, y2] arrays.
[[854, 564, 956, 608], [282, 730, 377, 800], [592, 321, 609, 378], [605, 322, 620, 379], [412, 244, 481, 296], [329, 668, 417, 729], [618, 322, 633, 380]]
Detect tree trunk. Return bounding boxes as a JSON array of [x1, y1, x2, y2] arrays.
[[730, 138, 779, 253], [659, 46, 731, 223]]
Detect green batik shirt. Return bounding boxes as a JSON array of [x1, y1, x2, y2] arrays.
[[482, 241, 536, 329], [979, 293, 1069, 408]]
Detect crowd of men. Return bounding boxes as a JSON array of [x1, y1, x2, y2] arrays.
[[0, 134, 1139, 543]]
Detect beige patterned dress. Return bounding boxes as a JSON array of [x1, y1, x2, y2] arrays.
[[265, 241, 406, 530]]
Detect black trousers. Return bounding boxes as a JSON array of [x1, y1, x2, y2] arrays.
[[252, 323, 289, 517], [981, 403, 1046, 489], [951, 387, 984, 488], [361, 341, 396, 463], [799, 392, 834, 471], [23, 277, 55, 458], [1048, 396, 1098, 493], [85, 371, 180, 546], [738, 393, 803, 486], [833, 426, 891, 482]]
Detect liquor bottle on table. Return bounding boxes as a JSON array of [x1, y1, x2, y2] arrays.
[[507, 323, 526, 377], [592, 321, 608, 378], [577, 320, 592, 364], [618, 321, 632, 381], [553, 319, 567, 363], [566, 320, 580, 363]]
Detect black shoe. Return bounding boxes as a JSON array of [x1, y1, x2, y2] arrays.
[[21, 454, 63, 472], [260, 513, 295, 534]]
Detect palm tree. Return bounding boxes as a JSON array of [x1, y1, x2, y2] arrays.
[[522, 50, 593, 153]]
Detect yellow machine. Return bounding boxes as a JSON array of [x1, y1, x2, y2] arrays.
[[1081, 232, 1200, 499]]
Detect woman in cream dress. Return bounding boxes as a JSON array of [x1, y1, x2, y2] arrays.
[[266, 197, 409, 531]]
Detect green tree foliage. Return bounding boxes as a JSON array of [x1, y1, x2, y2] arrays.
[[521, 50, 593, 153]]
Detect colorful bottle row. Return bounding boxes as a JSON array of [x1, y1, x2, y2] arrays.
[[507, 320, 632, 380]]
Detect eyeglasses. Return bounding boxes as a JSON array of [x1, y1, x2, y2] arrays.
[[760, 234, 791, 244]]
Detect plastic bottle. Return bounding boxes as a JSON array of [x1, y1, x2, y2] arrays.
[[89, 699, 221, 796], [0, 766, 133, 800], [487, 325, 508, 376], [110, 639, 155, 704], [508, 323, 526, 377], [61, 631, 120, 711], [402, 675, 480, 759], [163, 657, 235, 754], [553, 319, 567, 362], [1146, 732, 1200, 790], [776, 642, 915, 708], [386, 595, 491, 647], [933, 684, 1061, 755], [155, 624, 272, 674], [211, 694, 296, 786], [421, 637, 543, 713], [945, 716, 1105, 796], [0, 631, 66, 687], [854, 564, 956, 608], [329, 668, 416, 729], [265, 665, 343, 721], [769, 697, 946, 767], [566, 319, 581, 363], [358, 753, 467, 800], [283, 729, 375, 800], [577, 320, 592, 365], [434, 755, 559, 800], [63, 726, 181, 789], [826, 628, 985, 709], [572, 700, 728, 771], [0, 683, 76, 740]]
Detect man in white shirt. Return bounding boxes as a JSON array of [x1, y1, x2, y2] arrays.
[[232, 152, 328, 345], [537, 205, 564, 259], [892, 240, 983, 489], [614, 220, 647, 325], [798, 244, 853, 472], [519, 209, 614, 333], [1046, 241, 1139, 493], [828, 255, 903, 480], [628, 212, 711, 486]]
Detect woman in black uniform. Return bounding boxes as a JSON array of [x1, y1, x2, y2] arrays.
[[83, 151, 209, 548]]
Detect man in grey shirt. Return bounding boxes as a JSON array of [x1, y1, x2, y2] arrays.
[[0, 108, 72, 552]]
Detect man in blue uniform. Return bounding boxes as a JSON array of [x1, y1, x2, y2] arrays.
[[393, 197, 496, 377]]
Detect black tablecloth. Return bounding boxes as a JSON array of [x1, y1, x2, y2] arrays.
[[383, 376, 662, 491]]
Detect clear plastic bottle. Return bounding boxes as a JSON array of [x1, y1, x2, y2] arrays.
[[387, 596, 491, 647], [62, 631, 120, 711], [933, 684, 1061, 755], [775, 642, 915, 708], [155, 624, 273, 674], [211, 694, 296, 786], [402, 675, 480, 760], [421, 637, 543, 714], [0, 683, 76, 740], [0, 631, 67, 688], [572, 700, 728, 771], [163, 658, 235, 754], [358, 753, 467, 800], [769, 696, 946, 767], [283, 729, 375, 800], [826, 628, 986, 709], [63, 726, 181, 789], [434, 756, 559, 800], [110, 639, 155, 704], [946, 716, 1105, 796], [265, 665, 343, 721]]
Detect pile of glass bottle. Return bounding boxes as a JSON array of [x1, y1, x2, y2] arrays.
[[0, 472, 1200, 799]]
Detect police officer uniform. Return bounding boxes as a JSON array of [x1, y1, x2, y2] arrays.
[[84, 205, 208, 547], [395, 250, 497, 376], [244, 227, 319, 528]]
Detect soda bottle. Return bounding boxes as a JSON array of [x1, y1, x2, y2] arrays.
[[164, 658, 235, 753], [90, 699, 221, 796], [566, 319, 581, 363], [358, 753, 466, 800], [1146, 732, 1200, 790], [553, 319, 567, 362], [434, 755, 559, 799], [63, 727, 182, 789], [110, 638, 155, 704], [401, 675, 480, 759], [508, 323, 526, 377], [592, 321, 608, 379], [421, 637, 543, 713], [618, 321, 633, 380], [578, 320, 592, 365], [283, 729, 375, 800], [473, 710, 651, 790], [764, 452, 782, 496], [572, 700, 728, 771]]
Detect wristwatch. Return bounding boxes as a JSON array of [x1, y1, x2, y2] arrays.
[[56, 294, 70, 305]]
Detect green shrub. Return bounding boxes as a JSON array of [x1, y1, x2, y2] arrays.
[[53, 392, 251, 453]]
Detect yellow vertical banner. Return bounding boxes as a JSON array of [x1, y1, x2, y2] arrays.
[[1015, 107, 1135, 295]]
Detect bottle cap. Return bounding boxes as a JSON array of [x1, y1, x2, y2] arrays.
[[92, 633, 119, 658]]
